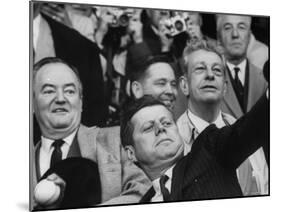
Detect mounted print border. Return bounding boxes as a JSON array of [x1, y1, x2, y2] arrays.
[[30, 0, 269, 211]]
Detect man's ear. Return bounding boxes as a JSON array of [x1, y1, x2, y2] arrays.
[[124, 145, 137, 162], [131, 81, 144, 99], [179, 76, 189, 96]]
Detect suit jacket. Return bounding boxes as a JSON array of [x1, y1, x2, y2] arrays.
[[31, 125, 151, 209], [141, 95, 268, 202]]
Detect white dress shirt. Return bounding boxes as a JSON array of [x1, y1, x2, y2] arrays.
[[188, 109, 226, 134], [151, 165, 174, 202], [226, 59, 247, 86], [39, 129, 78, 176]]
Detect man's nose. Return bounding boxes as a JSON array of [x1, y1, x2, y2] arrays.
[[155, 122, 166, 136], [205, 68, 215, 79], [165, 83, 174, 94], [231, 28, 239, 38], [55, 90, 66, 103]]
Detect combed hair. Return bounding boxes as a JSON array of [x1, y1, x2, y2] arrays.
[[120, 95, 167, 147], [182, 40, 225, 76], [33, 57, 83, 97], [127, 54, 180, 82]]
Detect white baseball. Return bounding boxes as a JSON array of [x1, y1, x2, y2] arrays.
[[34, 179, 61, 206]]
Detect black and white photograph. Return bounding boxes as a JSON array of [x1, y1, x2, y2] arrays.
[[29, 0, 270, 211]]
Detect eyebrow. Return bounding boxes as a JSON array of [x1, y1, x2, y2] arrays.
[[40, 83, 77, 91], [41, 84, 55, 92]]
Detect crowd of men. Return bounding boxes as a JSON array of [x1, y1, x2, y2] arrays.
[[31, 2, 269, 210]]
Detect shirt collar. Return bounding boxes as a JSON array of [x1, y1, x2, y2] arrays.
[[187, 109, 225, 134], [226, 59, 247, 76], [41, 128, 78, 152]]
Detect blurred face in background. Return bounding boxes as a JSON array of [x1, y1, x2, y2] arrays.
[[132, 62, 178, 110], [217, 15, 251, 62], [146, 9, 170, 29]]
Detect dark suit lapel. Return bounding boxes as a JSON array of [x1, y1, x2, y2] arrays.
[[140, 187, 155, 203], [223, 67, 244, 117]]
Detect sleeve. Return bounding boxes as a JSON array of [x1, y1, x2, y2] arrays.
[[202, 94, 269, 170]]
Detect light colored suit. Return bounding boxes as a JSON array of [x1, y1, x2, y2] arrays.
[[247, 33, 268, 70], [221, 61, 267, 118], [31, 125, 151, 209]]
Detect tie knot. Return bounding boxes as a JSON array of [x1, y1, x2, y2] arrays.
[[234, 67, 240, 74], [52, 139, 64, 149]]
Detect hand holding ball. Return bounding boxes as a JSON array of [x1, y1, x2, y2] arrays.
[[34, 179, 61, 206]]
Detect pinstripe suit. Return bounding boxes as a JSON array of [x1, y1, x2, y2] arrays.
[[140, 94, 268, 202]]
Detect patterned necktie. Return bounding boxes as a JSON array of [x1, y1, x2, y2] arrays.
[[50, 139, 64, 168], [160, 175, 170, 201]]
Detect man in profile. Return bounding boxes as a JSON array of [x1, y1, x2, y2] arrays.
[[32, 57, 151, 209]]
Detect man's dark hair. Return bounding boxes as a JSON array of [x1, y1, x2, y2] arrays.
[[33, 57, 83, 97], [126, 53, 180, 82], [120, 95, 167, 147]]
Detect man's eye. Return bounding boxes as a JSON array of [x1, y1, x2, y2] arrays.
[[194, 66, 205, 74], [213, 68, 223, 76], [155, 81, 166, 86], [143, 124, 154, 132], [163, 121, 172, 127], [65, 89, 75, 95], [43, 89, 55, 94]]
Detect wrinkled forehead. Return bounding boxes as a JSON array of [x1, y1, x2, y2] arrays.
[[34, 63, 80, 87], [131, 105, 173, 127], [188, 49, 223, 67], [217, 14, 251, 28]]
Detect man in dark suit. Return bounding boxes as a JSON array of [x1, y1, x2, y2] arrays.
[[32, 58, 151, 209], [120, 93, 268, 202]]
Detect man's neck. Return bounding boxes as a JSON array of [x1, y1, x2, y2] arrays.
[[188, 100, 221, 123]]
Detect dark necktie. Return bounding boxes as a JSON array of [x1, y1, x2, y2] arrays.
[[50, 139, 64, 168], [160, 175, 170, 201], [233, 67, 244, 107]]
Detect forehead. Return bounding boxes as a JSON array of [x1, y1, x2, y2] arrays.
[[131, 105, 173, 126], [145, 62, 175, 81], [34, 63, 79, 87], [188, 49, 223, 67], [219, 15, 251, 26]]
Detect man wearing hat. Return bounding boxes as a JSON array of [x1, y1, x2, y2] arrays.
[[32, 57, 151, 210]]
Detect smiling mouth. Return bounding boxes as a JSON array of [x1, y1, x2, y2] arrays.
[[52, 108, 69, 113]]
